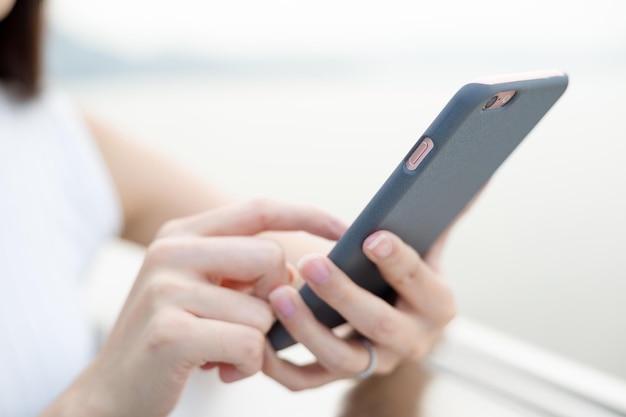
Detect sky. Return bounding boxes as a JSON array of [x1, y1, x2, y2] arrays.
[[46, 0, 626, 59]]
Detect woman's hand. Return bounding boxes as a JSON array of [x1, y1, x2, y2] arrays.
[[41, 199, 345, 417], [263, 228, 457, 391]]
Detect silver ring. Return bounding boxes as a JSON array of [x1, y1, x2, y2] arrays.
[[355, 338, 378, 380]]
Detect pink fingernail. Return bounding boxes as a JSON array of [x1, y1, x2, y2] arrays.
[[298, 254, 330, 285], [270, 287, 296, 318], [366, 233, 393, 259]]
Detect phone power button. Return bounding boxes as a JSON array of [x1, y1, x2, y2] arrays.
[[405, 137, 434, 171]]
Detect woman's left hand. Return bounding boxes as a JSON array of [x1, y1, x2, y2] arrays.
[[263, 229, 456, 390]]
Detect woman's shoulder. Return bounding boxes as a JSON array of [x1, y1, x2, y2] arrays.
[[0, 81, 123, 239]]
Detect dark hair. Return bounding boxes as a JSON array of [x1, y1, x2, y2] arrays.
[[0, 0, 44, 98]]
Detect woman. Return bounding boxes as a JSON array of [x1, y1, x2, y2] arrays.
[[1, 0, 459, 415]]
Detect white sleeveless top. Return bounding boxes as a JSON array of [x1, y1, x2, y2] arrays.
[[0, 86, 121, 416]]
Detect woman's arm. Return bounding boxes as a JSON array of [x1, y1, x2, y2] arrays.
[[87, 115, 336, 258], [87, 115, 231, 246]]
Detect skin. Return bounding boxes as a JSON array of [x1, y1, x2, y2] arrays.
[[338, 360, 431, 417], [33, 114, 462, 415], [0, 0, 15, 20], [263, 229, 456, 389], [0, 4, 463, 410], [82, 116, 460, 391], [41, 200, 347, 417]]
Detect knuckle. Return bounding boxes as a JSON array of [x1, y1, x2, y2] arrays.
[[236, 329, 265, 371], [145, 311, 189, 354], [144, 275, 186, 305], [244, 330, 265, 360], [156, 218, 185, 238], [145, 239, 177, 266], [258, 238, 286, 268], [392, 258, 423, 286], [247, 198, 276, 229], [369, 310, 398, 341], [254, 303, 275, 333], [394, 269, 419, 288]]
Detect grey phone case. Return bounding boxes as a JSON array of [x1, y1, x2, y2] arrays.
[[268, 71, 569, 350]]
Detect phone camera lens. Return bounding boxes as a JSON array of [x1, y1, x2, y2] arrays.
[[483, 96, 498, 109]]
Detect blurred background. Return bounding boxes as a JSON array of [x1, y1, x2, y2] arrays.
[[44, 0, 626, 384]]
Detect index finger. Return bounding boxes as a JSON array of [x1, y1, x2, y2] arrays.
[[145, 235, 291, 299], [160, 199, 347, 240]]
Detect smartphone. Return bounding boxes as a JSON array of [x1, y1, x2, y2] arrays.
[[268, 70, 569, 350]]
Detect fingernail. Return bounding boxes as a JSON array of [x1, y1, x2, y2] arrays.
[[365, 233, 393, 259], [298, 254, 330, 285], [270, 287, 296, 319]]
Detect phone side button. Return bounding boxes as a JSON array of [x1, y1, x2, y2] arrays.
[[405, 137, 434, 171]]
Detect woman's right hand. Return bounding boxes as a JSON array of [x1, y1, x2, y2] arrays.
[[41, 199, 345, 417]]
